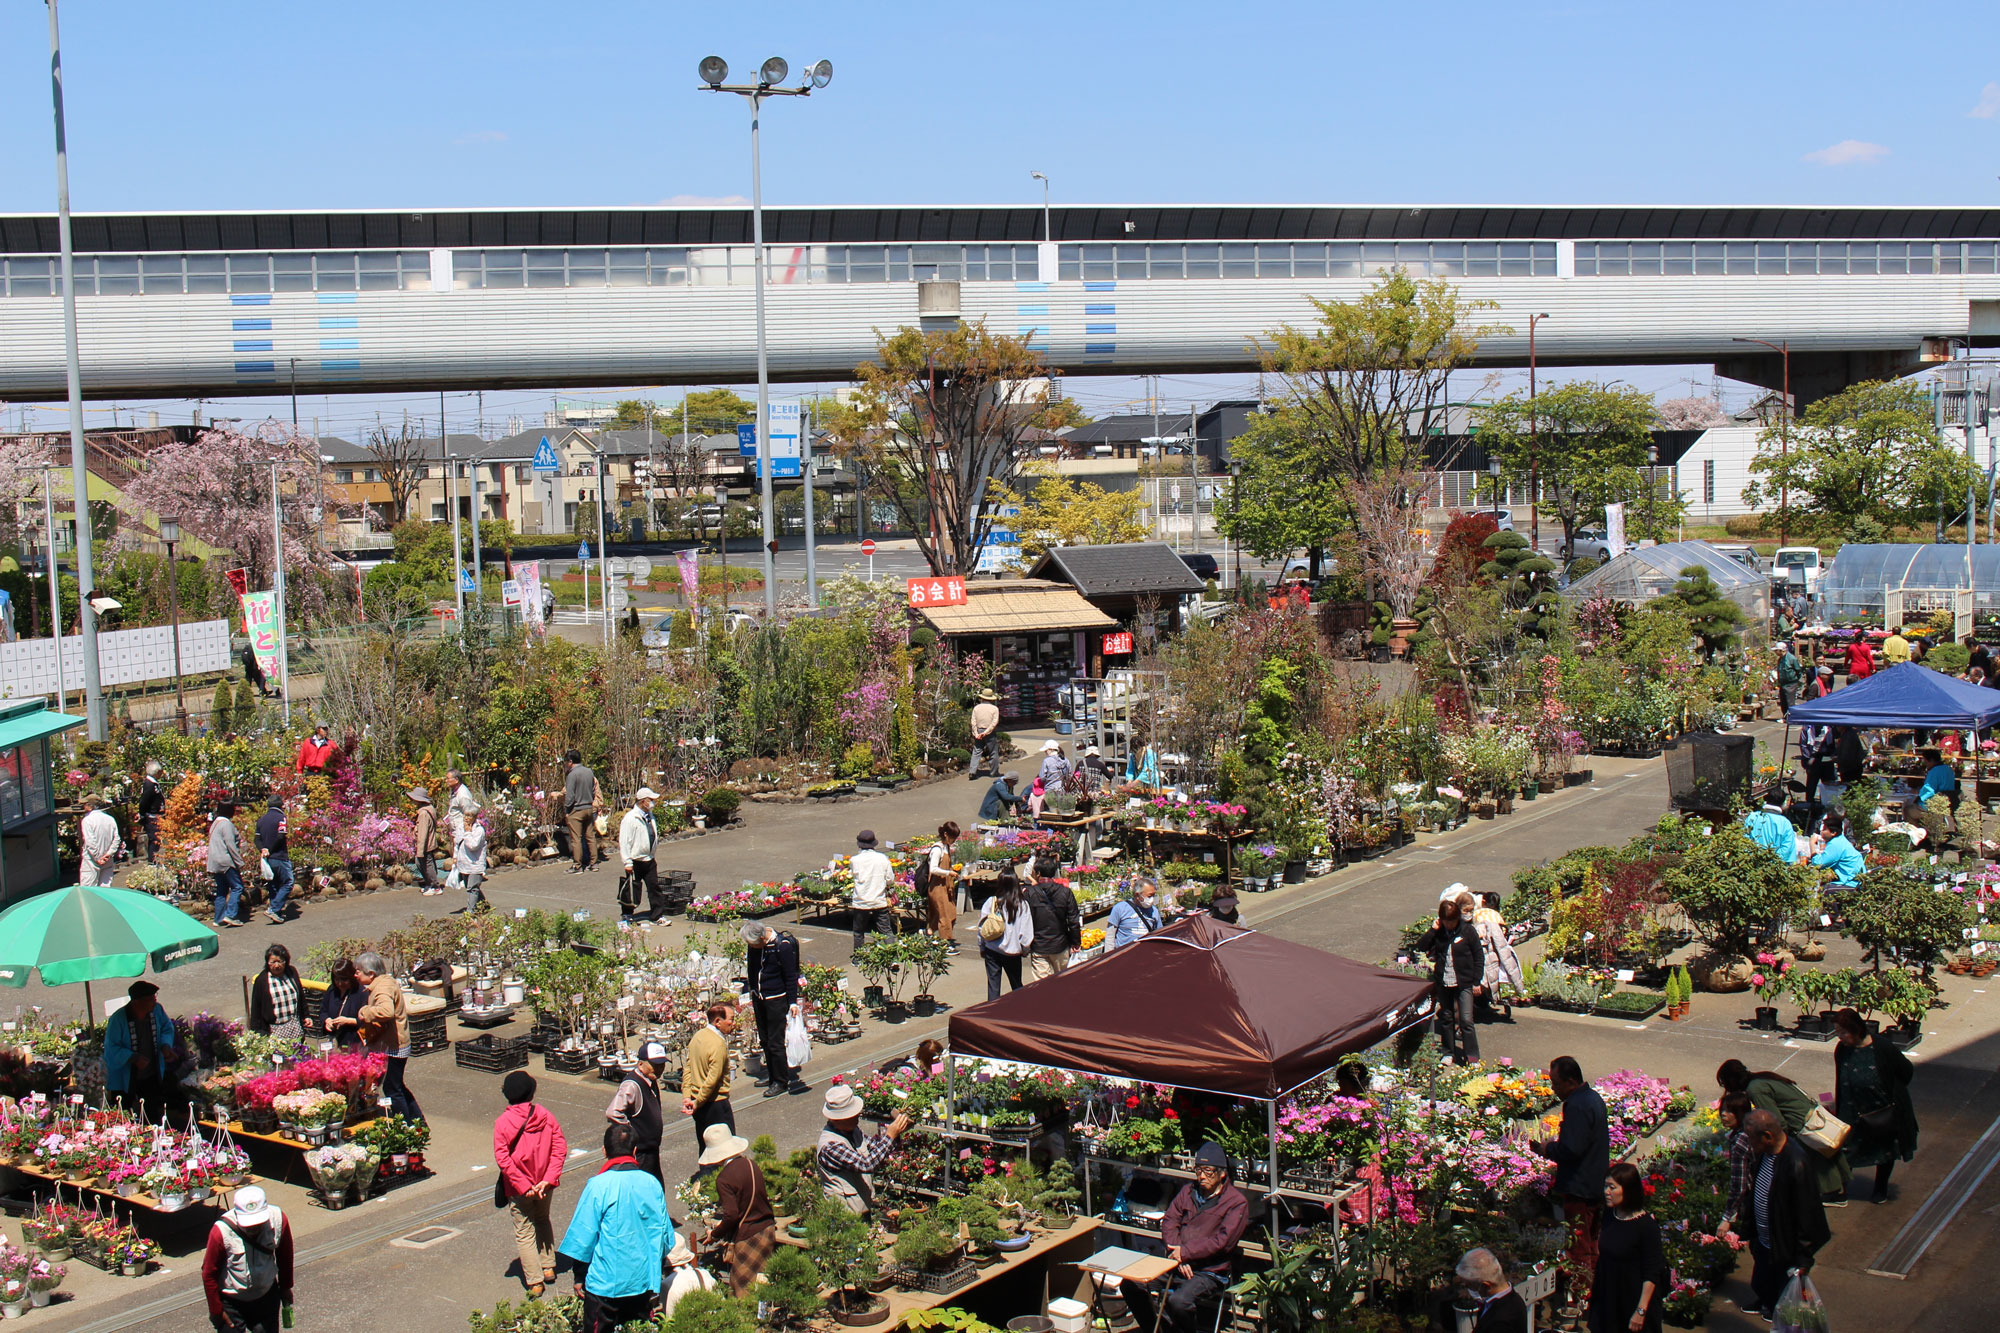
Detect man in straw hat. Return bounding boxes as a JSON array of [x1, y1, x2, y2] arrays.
[[967, 688, 1002, 779], [201, 1185, 294, 1332], [816, 1083, 911, 1217], [699, 1122, 777, 1294]]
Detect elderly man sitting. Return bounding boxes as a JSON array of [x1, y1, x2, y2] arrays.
[[1119, 1142, 1249, 1333]]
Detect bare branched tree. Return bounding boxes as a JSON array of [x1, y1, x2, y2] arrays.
[[1348, 467, 1435, 617], [365, 423, 434, 525]]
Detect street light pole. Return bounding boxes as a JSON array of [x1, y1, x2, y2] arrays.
[[161, 516, 187, 734], [1732, 336, 1791, 546], [46, 0, 103, 738], [700, 55, 832, 621], [40, 469, 67, 711], [289, 357, 299, 428], [1527, 312, 1550, 552], [1031, 171, 1051, 243]]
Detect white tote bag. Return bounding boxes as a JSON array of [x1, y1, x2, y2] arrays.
[[784, 1008, 813, 1070]]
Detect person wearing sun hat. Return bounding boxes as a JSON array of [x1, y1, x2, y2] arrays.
[[701, 1122, 777, 1294], [968, 688, 1002, 778], [202, 1185, 294, 1333], [816, 1083, 911, 1216], [661, 1234, 720, 1318]]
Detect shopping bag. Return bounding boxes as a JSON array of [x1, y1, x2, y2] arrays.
[[444, 866, 463, 891], [1771, 1271, 1829, 1333], [259, 857, 274, 882], [784, 1008, 812, 1070]]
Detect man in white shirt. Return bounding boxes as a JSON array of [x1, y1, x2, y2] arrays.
[[445, 768, 479, 842], [78, 795, 121, 886], [619, 788, 662, 922], [847, 829, 895, 956]]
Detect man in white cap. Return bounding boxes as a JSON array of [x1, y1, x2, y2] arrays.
[[619, 787, 663, 922], [816, 1083, 910, 1216], [606, 1039, 671, 1180], [202, 1185, 293, 1332], [967, 688, 1002, 779]]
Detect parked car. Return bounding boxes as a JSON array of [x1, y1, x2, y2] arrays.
[[1178, 552, 1220, 581], [641, 607, 755, 647], [1568, 526, 1614, 562], [1467, 508, 1516, 532], [1707, 542, 1762, 573]]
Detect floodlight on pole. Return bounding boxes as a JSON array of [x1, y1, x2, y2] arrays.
[[696, 55, 834, 620], [1030, 172, 1051, 244]]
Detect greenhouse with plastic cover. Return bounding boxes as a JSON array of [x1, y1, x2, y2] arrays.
[[1817, 543, 2000, 628], [1561, 540, 1771, 632]]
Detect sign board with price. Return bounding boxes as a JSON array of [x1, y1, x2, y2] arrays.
[[906, 576, 967, 608], [1102, 631, 1135, 655]]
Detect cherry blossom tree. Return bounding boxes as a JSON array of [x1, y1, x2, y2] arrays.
[[0, 435, 59, 555], [1656, 395, 1729, 430], [118, 419, 346, 620]]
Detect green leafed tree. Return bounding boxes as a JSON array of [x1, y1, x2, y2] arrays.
[[1478, 531, 1559, 638], [1741, 379, 1976, 542], [1475, 380, 1666, 556], [1670, 565, 1744, 660]]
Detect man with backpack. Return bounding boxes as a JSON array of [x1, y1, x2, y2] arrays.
[[202, 1186, 293, 1332], [1025, 854, 1082, 981], [743, 922, 810, 1098]]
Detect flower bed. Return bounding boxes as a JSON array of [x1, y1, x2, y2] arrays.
[[685, 882, 800, 921]]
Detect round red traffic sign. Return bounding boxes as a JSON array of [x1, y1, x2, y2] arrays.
[[860, 539, 877, 556]]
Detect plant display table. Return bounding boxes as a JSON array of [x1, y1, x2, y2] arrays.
[[873, 1217, 1102, 1323]]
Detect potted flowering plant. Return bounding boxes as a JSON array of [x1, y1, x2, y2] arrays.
[[0, 1275, 25, 1319], [105, 1160, 146, 1198], [306, 1144, 360, 1208], [1749, 953, 1791, 1030], [114, 1236, 159, 1278], [25, 1257, 63, 1307]]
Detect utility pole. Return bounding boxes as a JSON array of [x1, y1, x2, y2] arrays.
[[41, 470, 67, 711], [1527, 312, 1551, 552], [47, 0, 103, 736], [445, 424, 466, 635], [803, 403, 818, 605]]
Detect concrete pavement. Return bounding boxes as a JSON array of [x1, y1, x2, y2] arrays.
[[22, 732, 2000, 1333]]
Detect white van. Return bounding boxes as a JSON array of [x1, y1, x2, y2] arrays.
[[1773, 547, 1822, 595]]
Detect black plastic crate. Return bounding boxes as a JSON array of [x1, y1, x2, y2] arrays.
[[890, 1261, 978, 1296], [544, 1048, 592, 1075], [454, 1033, 529, 1073], [409, 1013, 448, 1057]]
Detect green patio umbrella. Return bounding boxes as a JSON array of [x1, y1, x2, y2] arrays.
[[0, 885, 219, 1004]]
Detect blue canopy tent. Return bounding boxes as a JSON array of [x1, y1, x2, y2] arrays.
[[1785, 663, 2000, 730]]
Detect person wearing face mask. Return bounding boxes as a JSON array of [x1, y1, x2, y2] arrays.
[[1106, 882, 1162, 950], [1456, 1248, 1527, 1333]]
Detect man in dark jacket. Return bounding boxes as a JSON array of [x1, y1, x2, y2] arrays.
[[1743, 1109, 1831, 1318], [1121, 1142, 1248, 1333], [138, 761, 165, 862], [1024, 856, 1081, 982], [1413, 898, 1485, 1063], [742, 922, 809, 1098], [1457, 1248, 1528, 1333], [977, 773, 1022, 822], [1532, 1057, 1610, 1279]]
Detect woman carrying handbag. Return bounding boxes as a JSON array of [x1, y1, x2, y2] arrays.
[[1832, 1008, 1918, 1204]]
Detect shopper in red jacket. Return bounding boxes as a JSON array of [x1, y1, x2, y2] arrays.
[[294, 724, 335, 774], [494, 1071, 570, 1295]]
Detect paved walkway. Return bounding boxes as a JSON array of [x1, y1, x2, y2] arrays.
[[29, 727, 2000, 1333]]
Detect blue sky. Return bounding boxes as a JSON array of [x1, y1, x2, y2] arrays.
[[1, 1, 1994, 433]]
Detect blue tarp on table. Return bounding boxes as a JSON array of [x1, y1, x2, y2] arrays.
[[1785, 663, 2000, 730]]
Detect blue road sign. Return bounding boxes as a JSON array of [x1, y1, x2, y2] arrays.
[[577, 541, 591, 562], [459, 569, 476, 592], [737, 423, 757, 457], [532, 436, 561, 473]]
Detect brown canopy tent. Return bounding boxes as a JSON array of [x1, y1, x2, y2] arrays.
[[947, 914, 1436, 1099], [943, 916, 1436, 1213]]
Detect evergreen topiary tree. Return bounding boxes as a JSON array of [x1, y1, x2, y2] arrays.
[[1478, 531, 1559, 637], [232, 679, 260, 733], [210, 678, 234, 732], [1671, 566, 1744, 660], [759, 1247, 825, 1327]]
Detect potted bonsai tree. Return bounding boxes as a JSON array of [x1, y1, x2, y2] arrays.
[[759, 1247, 825, 1329], [805, 1194, 888, 1326]]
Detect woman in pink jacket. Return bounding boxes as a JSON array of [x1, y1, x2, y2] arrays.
[[494, 1071, 569, 1295]]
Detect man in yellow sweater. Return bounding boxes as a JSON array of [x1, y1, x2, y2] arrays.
[[680, 1002, 737, 1153], [1881, 630, 1911, 665]]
